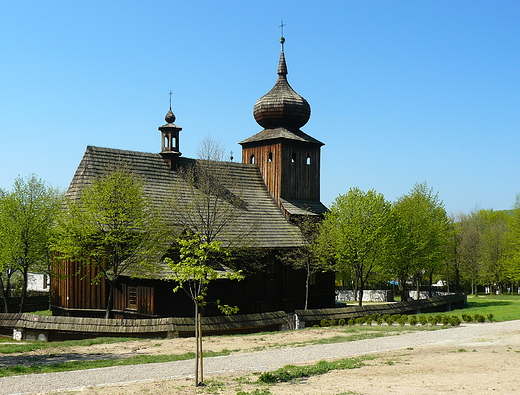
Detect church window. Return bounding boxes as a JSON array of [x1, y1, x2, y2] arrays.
[[291, 153, 296, 163], [268, 152, 272, 162], [250, 154, 255, 164], [306, 156, 311, 165], [164, 136, 169, 149], [127, 286, 137, 310]]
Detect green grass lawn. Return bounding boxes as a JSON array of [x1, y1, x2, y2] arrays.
[[462, 294, 520, 321]]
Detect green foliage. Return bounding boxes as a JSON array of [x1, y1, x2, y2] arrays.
[[462, 313, 473, 322], [236, 390, 272, 395], [0, 175, 62, 311], [320, 318, 329, 327], [408, 315, 418, 326], [257, 358, 367, 384], [384, 315, 396, 325], [51, 169, 167, 318], [449, 316, 461, 326], [316, 188, 391, 306], [387, 182, 453, 299], [355, 317, 366, 325], [397, 316, 408, 326], [474, 314, 486, 323], [338, 318, 346, 326], [165, 232, 243, 312], [418, 315, 428, 326]]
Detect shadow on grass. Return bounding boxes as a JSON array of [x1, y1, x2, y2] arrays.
[[466, 300, 513, 309]]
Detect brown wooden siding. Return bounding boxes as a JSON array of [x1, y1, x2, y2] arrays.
[[242, 139, 321, 203], [51, 258, 106, 312]]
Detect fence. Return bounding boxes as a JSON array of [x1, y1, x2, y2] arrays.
[[295, 293, 467, 328], [0, 294, 466, 341], [0, 296, 49, 313], [0, 311, 289, 341]]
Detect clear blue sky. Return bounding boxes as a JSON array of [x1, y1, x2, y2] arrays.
[[1, 1, 519, 215]]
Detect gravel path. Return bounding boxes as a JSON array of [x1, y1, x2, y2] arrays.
[[2, 320, 519, 395]]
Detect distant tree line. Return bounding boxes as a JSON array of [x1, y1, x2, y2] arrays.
[[309, 182, 520, 305]]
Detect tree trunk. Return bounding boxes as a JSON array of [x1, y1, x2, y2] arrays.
[[105, 280, 115, 319], [428, 271, 433, 298], [0, 277, 9, 313], [18, 267, 29, 313], [194, 302, 201, 386], [304, 267, 310, 310]]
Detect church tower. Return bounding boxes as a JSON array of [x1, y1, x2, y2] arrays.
[[240, 36, 326, 217]]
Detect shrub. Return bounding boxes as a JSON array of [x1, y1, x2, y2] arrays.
[[355, 317, 366, 325], [487, 314, 494, 322], [474, 314, 486, 323], [435, 315, 443, 323], [397, 316, 408, 326], [441, 315, 451, 326], [408, 316, 418, 326], [348, 318, 355, 326], [338, 318, 346, 326], [376, 317, 384, 325], [329, 319, 337, 326], [418, 315, 428, 326], [320, 319, 329, 327], [462, 314, 472, 322], [449, 316, 461, 326], [364, 316, 374, 325], [385, 315, 396, 325], [427, 316, 438, 325]]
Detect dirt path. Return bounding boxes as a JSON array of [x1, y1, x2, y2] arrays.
[[1, 321, 519, 395]]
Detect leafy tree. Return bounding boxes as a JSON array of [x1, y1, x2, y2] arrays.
[[0, 175, 62, 312], [388, 182, 452, 300], [478, 210, 510, 294], [316, 188, 391, 306], [454, 210, 483, 295], [165, 232, 243, 386], [51, 169, 167, 319], [504, 196, 520, 291], [165, 136, 250, 386]]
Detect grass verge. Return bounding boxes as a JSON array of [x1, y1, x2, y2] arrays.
[[0, 349, 234, 378], [256, 356, 373, 383]]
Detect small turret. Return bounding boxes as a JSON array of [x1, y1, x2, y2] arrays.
[[159, 92, 182, 169]]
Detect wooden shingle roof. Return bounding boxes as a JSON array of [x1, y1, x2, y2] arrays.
[[66, 146, 306, 250], [239, 127, 324, 147]]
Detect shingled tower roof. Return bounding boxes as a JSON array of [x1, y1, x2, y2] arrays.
[[252, 42, 311, 130]]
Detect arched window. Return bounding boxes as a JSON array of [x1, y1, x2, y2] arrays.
[[164, 136, 170, 149], [268, 152, 272, 163], [306, 156, 311, 165], [250, 154, 255, 164]]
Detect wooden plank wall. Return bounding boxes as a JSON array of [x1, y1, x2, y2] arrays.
[[51, 258, 106, 312]]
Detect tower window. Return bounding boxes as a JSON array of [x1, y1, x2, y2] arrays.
[[291, 153, 296, 163], [306, 156, 311, 165], [250, 154, 255, 164], [164, 136, 169, 149], [268, 152, 272, 163]]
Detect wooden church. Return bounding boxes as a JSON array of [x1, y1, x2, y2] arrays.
[[51, 37, 335, 318]]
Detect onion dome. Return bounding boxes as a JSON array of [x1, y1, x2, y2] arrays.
[[253, 40, 311, 130], [165, 108, 176, 124]]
